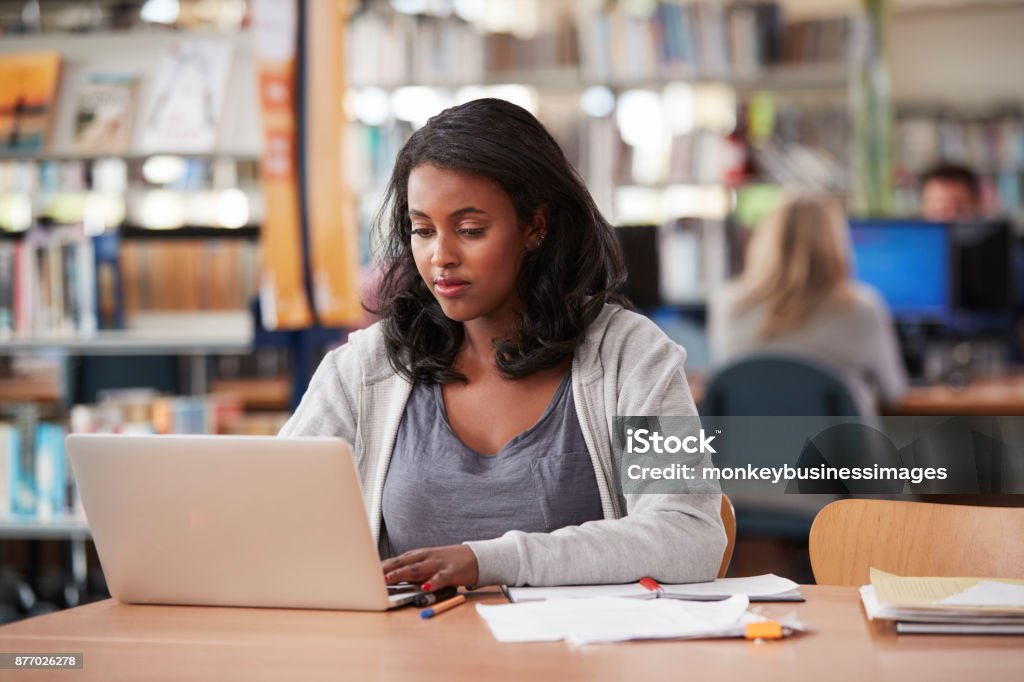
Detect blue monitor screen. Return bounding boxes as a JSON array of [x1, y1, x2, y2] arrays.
[[849, 220, 950, 320]]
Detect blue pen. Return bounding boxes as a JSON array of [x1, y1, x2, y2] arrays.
[[420, 594, 466, 619]]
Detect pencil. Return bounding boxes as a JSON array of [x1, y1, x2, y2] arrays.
[[420, 594, 466, 619]]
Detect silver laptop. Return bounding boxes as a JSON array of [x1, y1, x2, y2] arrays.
[[66, 434, 422, 611]]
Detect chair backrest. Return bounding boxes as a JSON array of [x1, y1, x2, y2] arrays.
[[809, 499, 1024, 585], [702, 354, 859, 417], [718, 494, 736, 578]]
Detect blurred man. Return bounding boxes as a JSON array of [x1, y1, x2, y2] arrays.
[[919, 162, 981, 222]]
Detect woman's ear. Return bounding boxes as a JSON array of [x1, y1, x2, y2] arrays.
[[526, 206, 549, 250]]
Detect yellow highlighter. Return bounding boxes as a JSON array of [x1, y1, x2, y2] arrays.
[[745, 620, 785, 640]]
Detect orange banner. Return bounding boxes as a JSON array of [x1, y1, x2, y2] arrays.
[[304, 0, 363, 326], [251, 0, 312, 330]]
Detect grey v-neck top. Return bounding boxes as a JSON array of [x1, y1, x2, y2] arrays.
[[380, 372, 604, 557]]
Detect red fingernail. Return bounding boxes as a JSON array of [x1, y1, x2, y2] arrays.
[[421, 582, 432, 592]]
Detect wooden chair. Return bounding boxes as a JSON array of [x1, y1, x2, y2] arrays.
[[718, 494, 736, 578], [809, 499, 1024, 586]]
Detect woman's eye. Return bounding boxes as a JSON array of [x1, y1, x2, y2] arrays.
[[411, 227, 434, 238], [458, 227, 485, 237]]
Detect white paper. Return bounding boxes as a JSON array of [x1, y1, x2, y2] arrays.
[[476, 595, 750, 644], [938, 581, 1024, 608]]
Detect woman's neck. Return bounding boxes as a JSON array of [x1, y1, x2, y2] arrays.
[[459, 315, 517, 373]]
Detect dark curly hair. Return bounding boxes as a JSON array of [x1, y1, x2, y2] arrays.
[[919, 162, 980, 199], [370, 98, 625, 385]]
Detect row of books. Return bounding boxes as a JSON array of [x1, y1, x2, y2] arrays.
[[578, 1, 853, 81], [70, 390, 244, 437], [70, 391, 288, 436], [1, 40, 234, 155], [348, 2, 853, 88], [0, 226, 259, 338], [120, 239, 259, 313], [0, 226, 114, 338], [895, 111, 1024, 174]]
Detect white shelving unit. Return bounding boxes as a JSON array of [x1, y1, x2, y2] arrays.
[[0, 515, 90, 541], [0, 312, 253, 356]]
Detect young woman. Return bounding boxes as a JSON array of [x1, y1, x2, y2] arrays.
[[709, 194, 907, 415], [281, 98, 724, 590]]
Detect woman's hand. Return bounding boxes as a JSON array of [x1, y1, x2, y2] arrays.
[[381, 545, 479, 591]]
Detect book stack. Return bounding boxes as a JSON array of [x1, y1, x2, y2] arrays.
[[860, 568, 1024, 635]]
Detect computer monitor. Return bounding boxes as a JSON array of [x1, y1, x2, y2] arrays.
[[848, 219, 951, 322], [951, 218, 1013, 314], [615, 224, 661, 308]]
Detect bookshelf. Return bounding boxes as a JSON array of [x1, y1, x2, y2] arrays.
[[0, 8, 279, 595]]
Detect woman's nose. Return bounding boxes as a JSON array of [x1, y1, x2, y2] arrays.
[[431, 232, 458, 268]]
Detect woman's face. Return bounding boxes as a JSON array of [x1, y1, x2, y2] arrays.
[[408, 164, 542, 328]]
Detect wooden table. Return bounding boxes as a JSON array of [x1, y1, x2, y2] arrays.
[[689, 374, 1024, 416], [1, 586, 1020, 681], [892, 376, 1024, 415]]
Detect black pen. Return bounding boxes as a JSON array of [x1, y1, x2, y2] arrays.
[[413, 586, 458, 607]]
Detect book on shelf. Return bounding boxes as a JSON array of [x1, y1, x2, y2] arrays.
[[140, 40, 234, 153], [93, 231, 124, 331], [0, 417, 76, 521], [0, 51, 62, 153], [71, 72, 139, 154]]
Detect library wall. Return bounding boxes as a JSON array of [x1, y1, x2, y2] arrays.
[[889, 4, 1024, 107]]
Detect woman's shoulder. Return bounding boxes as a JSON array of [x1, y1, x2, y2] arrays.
[[323, 320, 396, 383], [839, 282, 892, 321], [579, 303, 685, 368]]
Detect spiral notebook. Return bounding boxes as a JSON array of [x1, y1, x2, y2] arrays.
[[503, 574, 803, 603]]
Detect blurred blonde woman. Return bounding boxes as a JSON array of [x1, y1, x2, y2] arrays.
[[708, 194, 907, 415]]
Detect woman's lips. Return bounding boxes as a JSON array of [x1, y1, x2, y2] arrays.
[[434, 277, 470, 298]]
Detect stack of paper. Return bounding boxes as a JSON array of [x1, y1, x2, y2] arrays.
[[476, 595, 804, 644], [504, 574, 802, 603], [860, 568, 1024, 634]]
